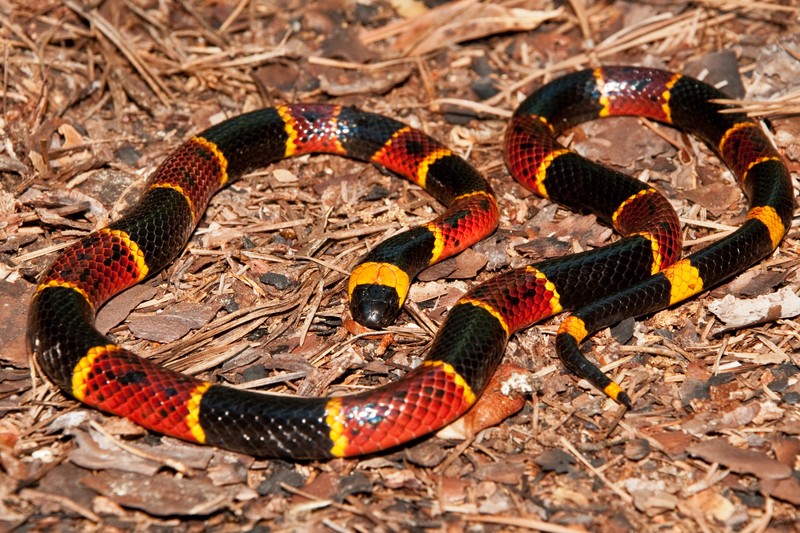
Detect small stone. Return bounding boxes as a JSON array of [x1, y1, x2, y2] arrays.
[[247, 328, 269, 341], [611, 317, 635, 344], [257, 465, 305, 496], [533, 449, 575, 474], [624, 438, 651, 461], [471, 56, 493, 77], [365, 184, 390, 201], [241, 364, 267, 383], [471, 76, 500, 100], [260, 272, 292, 290], [114, 143, 142, 165]]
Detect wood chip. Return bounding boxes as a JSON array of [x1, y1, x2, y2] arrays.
[[80, 471, 232, 516], [128, 301, 223, 343], [687, 438, 792, 481], [708, 287, 800, 332]]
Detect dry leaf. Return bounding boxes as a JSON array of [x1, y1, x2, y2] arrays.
[[81, 471, 232, 516], [57, 123, 86, 149], [391, 1, 562, 56], [437, 363, 530, 440], [687, 438, 792, 481], [708, 287, 800, 332], [683, 490, 736, 523]]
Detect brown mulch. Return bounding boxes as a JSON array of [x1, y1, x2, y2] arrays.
[[2, 0, 800, 531]]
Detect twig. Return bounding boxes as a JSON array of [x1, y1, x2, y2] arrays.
[[279, 483, 383, 526], [175, 0, 228, 47], [176, 48, 288, 72], [20, 489, 102, 523], [219, 0, 251, 33], [430, 97, 511, 118], [65, 0, 171, 105], [567, 0, 594, 47], [307, 55, 416, 71], [298, 277, 324, 347], [295, 255, 352, 276], [88, 420, 192, 475], [560, 436, 633, 504], [713, 92, 800, 117], [454, 512, 587, 532], [235, 371, 308, 390], [683, 229, 735, 247], [698, 0, 799, 13]]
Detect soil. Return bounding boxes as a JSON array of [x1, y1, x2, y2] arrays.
[[1, 0, 799, 531]]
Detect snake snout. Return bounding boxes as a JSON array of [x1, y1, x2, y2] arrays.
[[349, 283, 401, 330]]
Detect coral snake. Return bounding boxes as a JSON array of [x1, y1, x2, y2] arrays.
[[28, 66, 794, 459]]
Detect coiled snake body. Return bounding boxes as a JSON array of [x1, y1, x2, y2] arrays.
[[29, 67, 794, 459]]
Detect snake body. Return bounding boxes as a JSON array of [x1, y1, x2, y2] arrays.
[[28, 67, 793, 458]]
